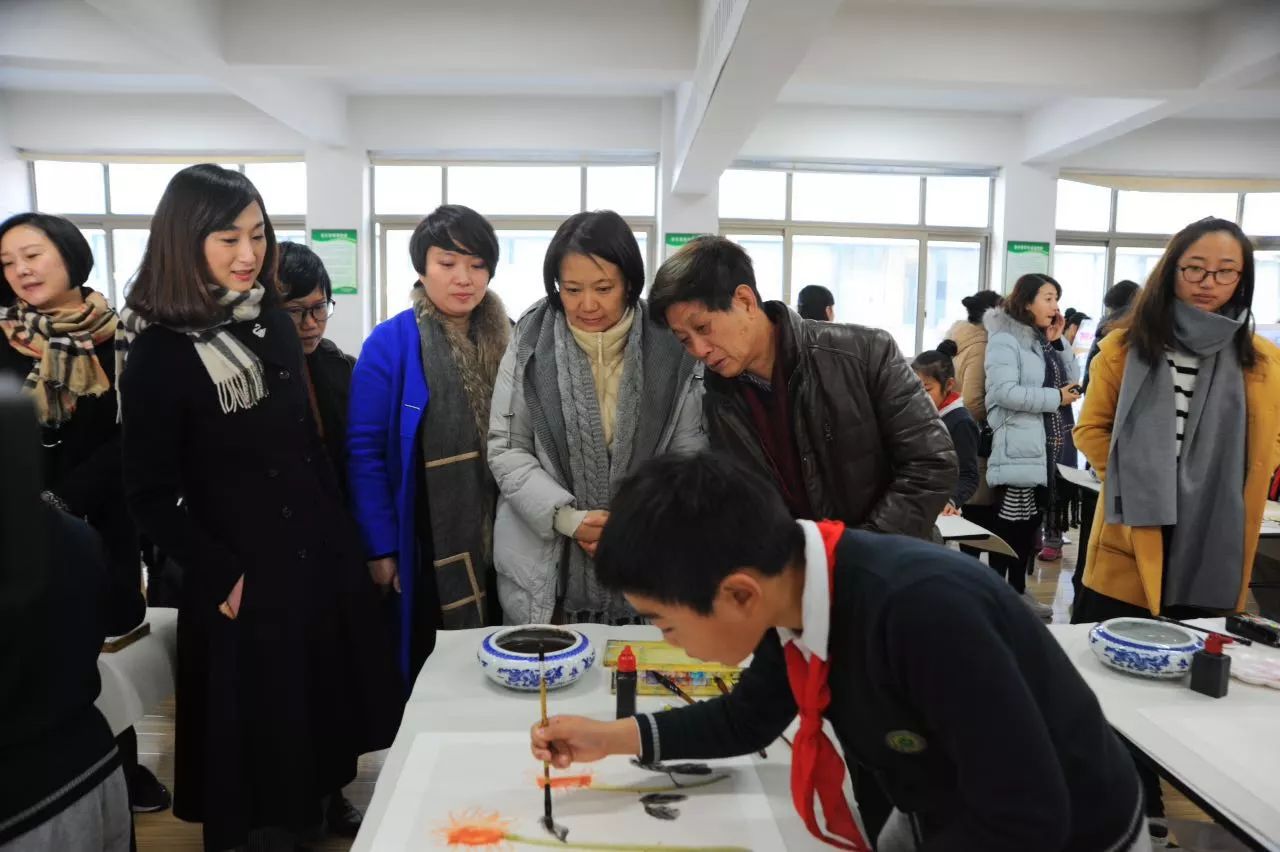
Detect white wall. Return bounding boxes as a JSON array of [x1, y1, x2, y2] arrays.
[[1062, 118, 1280, 178], [305, 146, 370, 355], [351, 96, 662, 156], [1, 92, 307, 153], [741, 105, 1020, 168]]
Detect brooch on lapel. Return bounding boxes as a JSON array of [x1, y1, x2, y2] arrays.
[[252, 323, 267, 338], [885, 730, 928, 754]]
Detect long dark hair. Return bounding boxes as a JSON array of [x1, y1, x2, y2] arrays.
[[126, 164, 278, 326], [1122, 217, 1255, 368], [1005, 273, 1060, 329]]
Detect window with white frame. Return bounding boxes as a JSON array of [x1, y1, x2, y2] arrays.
[[372, 163, 657, 321], [717, 167, 992, 355], [27, 159, 307, 307], [1052, 179, 1280, 321]]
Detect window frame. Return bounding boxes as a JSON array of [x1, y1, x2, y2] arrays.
[[718, 166, 993, 354], [371, 163, 657, 323], [27, 160, 306, 305]]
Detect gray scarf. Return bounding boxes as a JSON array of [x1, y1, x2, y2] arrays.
[[412, 287, 510, 629], [1104, 301, 1248, 610], [518, 300, 691, 624]]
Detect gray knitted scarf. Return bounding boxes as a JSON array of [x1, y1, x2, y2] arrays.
[[518, 299, 690, 624], [1104, 301, 1248, 611]]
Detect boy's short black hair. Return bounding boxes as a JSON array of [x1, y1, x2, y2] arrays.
[[649, 235, 761, 328], [543, 210, 644, 312], [796, 284, 834, 320], [0, 213, 95, 307], [277, 241, 331, 302], [408, 204, 499, 278], [595, 452, 804, 615]]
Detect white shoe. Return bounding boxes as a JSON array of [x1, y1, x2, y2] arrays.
[[1021, 591, 1053, 619]]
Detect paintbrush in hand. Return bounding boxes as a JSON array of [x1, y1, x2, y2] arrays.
[[713, 676, 769, 759], [539, 649, 568, 843]]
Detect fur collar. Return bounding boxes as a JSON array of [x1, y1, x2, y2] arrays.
[[983, 306, 1042, 349]]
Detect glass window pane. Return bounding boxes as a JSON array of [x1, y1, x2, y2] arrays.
[[1115, 191, 1238, 235], [792, 173, 920, 225], [924, 241, 981, 352], [718, 170, 786, 220], [491, 230, 556, 319], [586, 166, 655, 217], [374, 165, 443, 216], [1113, 246, 1163, 290], [384, 228, 418, 320], [78, 228, 110, 304], [274, 230, 306, 245], [108, 163, 194, 215], [1243, 193, 1280, 237], [447, 166, 580, 216], [792, 234, 920, 356], [244, 162, 307, 216], [925, 177, 990, 228], [1255, 251, 1280, 325], [724, 234, 783, 305], [633, 231, 649, 287], [111, 229, 151, 302], [1055, 180, 1112, 232], [34, 161, 105, 215], [1051, 244, 1107, 373]]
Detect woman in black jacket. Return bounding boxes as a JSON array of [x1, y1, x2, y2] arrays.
[[117, 165, 401, 851], [277, 241, 357, 500], [0, 212, 169, 814]]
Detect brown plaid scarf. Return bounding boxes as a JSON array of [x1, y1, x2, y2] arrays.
[[0, 289, 118, 426]]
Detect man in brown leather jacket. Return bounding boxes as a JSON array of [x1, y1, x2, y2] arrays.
[[650, 236, 956, 540]]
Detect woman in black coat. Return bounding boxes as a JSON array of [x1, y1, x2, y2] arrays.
[[116, 165, 401, 851]]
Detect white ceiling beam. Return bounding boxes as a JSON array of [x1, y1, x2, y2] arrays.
[[84, 0, 349, 146], [672, 0, 845, 195], [1023, 1, 1280, 164]]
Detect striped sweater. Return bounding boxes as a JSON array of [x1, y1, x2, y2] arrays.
[[1167, 349, 1200, 459]]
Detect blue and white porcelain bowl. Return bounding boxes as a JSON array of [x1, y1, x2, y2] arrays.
[[1089, 618, 1203, 679], [477, 625, 596, 691]]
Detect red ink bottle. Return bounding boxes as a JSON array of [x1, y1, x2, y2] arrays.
[[616, 645, 637, 719], [1189, 633, 1232, 699]]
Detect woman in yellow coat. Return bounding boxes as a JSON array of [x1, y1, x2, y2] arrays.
[[1074, 217, 1280, 623]]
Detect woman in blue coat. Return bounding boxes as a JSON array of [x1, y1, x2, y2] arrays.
[[983, 273, 1081, 618], [348, 205, 511, 686]]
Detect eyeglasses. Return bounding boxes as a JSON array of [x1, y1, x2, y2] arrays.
[[1179, 266, 1240, 287], [284, 300, 335, 324]]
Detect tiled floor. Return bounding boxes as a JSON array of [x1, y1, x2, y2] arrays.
[[134, 530, 1215, 850]]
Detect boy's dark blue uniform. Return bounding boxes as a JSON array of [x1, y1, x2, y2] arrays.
[[634, 530, 1144, 852]]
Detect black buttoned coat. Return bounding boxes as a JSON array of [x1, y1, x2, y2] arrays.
[[118, 308, 401, 850]]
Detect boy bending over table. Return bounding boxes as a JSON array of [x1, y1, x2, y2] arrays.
[[531, 452, 1149, 852]]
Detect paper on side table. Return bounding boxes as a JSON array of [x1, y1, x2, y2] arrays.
[[1135, 706, 1280, 830], [369, 732, 789, 851]]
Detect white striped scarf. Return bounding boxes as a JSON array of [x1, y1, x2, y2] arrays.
[[115, 283, 268, 415]]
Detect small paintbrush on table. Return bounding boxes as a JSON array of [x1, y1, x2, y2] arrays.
[[539, 649, 568, 843], [712, 675, 772, 758]]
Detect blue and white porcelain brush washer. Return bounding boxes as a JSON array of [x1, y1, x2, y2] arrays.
[[477, 624, 596, 691], [1089, 617, 1203, 679]]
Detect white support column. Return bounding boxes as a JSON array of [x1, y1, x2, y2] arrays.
[[656, 93, 718, 272], [305, 145, 370, 355], [991, 163, 1058, 293], [0, 108, 31, 218]]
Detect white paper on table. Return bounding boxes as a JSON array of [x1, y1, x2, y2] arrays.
[[1135, 706, 1280, 825], [370, 732, 789, 851]]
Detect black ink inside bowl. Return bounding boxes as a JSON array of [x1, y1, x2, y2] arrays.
[[495, 627, 578, 655]]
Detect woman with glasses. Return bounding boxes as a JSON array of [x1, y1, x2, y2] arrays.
[[1074, 217, 1280, 624], [278, 241, 356, 499]]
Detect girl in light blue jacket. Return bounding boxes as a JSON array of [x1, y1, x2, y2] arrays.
[[982, 274, 1081, 614]]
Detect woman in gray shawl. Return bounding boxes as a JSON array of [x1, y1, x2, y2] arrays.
[[488, 211, 706, 625]]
